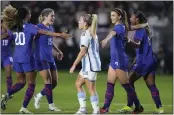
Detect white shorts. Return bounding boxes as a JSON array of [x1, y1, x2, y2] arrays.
[[79, 69, 97, 81]]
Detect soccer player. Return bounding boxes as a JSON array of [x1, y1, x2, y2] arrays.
[[34, 8, 65, 111], [1, 20, 14, 97], [99, 8, 143, 114], [69, 14, 101, 114], [1, 5, 71, 113], [119, 11, 164, 114]]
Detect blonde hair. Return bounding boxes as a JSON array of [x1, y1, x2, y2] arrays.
[[38, 8, 54, 23], [81, 14, 98, 37], [2, 5, 18, 29], [2, 5, 30, 31]]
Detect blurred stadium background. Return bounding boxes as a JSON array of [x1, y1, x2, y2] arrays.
[[1, 1, 173, 73], [1, 1, 173, 114]]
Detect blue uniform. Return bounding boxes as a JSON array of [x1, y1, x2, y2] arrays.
[[1, 30, 13, 67], [34, 23, 57, 71], [13, 23, 38, 73], [110, 24, 128, 71], [131, 28, 157, 76]]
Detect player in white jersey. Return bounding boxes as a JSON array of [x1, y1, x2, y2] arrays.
[[70, 14, 101, 114]]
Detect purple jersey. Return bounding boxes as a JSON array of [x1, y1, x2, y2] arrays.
[[110, 24, 128, 71], [1, 30, 13, 59], [134, 28, 157, 65], [13, 23, 38, 63], [132, 28, 157, 76], [34, 23, 54, 63]]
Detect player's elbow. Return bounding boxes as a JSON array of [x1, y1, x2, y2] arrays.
[[80, 50, 87, 56]]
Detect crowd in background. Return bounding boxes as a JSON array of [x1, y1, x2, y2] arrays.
[[1, 1, 173, 74]]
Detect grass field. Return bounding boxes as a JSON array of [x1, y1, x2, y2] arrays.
[[1, 70, 173, 114]]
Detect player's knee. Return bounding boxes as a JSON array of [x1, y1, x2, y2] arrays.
[[107, 79, 115, 84], [5, 69, 12, 76], [52, 82, 57, 89], [88, 88, 96, 96], [75, 81, 82, 89], [18, 79, 26, 85], [145, 80, 154, 86]]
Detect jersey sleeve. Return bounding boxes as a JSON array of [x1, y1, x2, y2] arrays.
[[113, 25, 121, 36], [134, 29, 145, 41], [29, 24, 39, 36], [80, 35, 90, 48]]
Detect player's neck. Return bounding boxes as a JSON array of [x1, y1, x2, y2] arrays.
[[114, 20, 121, 25], [83, 26, 89, 31], [42, 21, 49, 27]]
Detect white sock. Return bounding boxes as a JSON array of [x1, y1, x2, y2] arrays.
[[90, 94, 99, 111], [77, 91, 86, 108]]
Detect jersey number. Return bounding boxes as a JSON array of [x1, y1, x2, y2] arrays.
[[14, 32, 25, 45], [2, 40, 8, 46], [148, 37, 151, 46]]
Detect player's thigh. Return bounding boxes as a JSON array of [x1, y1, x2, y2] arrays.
[[39, 69, 52, 83], [16, 72, 26, 83], [116, 69, 129, 84], [85, 72, 97, 93], [4, 65, 12, 77], [129, 71, 141, 83], [143, 71, 156, 86], [107, 66, 117, 84], [3, 56, 13, 76], [75, 72, 85, 89], [25, 71, 37, 84], [35, 61, 52, 83]]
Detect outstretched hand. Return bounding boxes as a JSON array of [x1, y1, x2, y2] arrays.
[[100, 39, 108, 48], [61, 32, 72, 39], [56, 51, 64, 60]]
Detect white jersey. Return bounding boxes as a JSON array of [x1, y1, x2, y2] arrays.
[[80, 29, 101, 72]]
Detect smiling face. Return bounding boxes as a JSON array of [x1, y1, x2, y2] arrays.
[[44, 11, 55, 25], [110, 11, 121, 25], [130, 13, 138, 25]]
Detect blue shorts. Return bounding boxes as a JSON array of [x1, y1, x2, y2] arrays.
[[110, 59, 128, 72], [35, 60, 57, 71], [1, 56, 13, 67], [13, 62, 35, 73], [131, 62, 157, 76]]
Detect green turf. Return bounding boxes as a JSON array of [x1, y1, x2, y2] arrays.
[[1, 70, 173, 114]]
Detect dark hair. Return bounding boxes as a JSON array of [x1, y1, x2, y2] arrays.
[[81, 14, 93, 27], [38, 8, 54, 23], [15, 7, 30, 31], [133, 11, 147, 24], [111, 8, 129, 35], [2, 5, 30, 32], [133, 11, 151, 37]]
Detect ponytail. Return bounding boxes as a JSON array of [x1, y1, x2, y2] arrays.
[[38, 14, 44, 23], [122, 10, 129, 35], [91, 14, 98, 37]]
